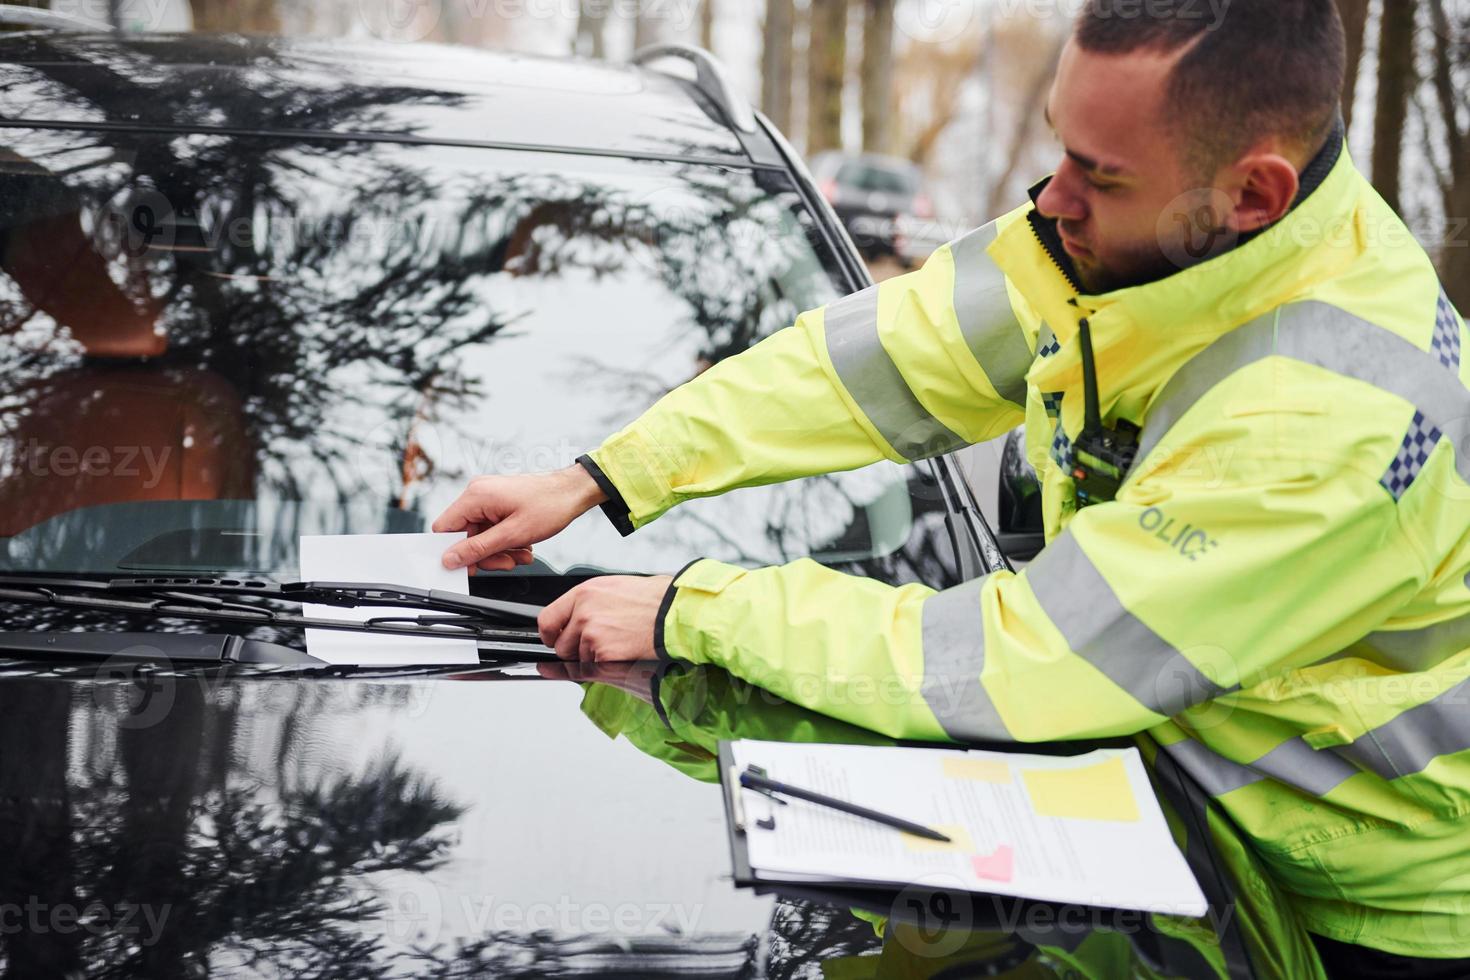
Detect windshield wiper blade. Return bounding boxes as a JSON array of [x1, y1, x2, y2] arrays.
[[105, 576, 545, 625], [0, 577, 553, 656], [0, 631, 321, 665]]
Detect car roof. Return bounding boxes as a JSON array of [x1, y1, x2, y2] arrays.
[[0, 31, 758, 165]]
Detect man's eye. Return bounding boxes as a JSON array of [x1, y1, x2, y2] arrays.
[[1086, 177, 1119, 193]]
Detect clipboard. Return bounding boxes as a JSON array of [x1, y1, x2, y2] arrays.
[[714, 740, 1185, 936], [718, 740, 756, 885], [718, 741, 914, 892]]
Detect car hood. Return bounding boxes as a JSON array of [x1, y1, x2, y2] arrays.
[[0, 665, 777, 976]]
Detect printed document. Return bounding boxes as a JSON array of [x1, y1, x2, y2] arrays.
[[728, 740, 1206, 917]]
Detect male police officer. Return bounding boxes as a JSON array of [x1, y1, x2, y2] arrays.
[[436, 1, 1470, 970]]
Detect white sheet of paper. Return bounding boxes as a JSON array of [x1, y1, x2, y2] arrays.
[[729, 740, 1206, 918], [298, 532, 479, 666]]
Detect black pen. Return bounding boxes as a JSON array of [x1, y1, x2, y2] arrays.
[[739, 766, 952, 843]]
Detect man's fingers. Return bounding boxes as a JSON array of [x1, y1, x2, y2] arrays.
[[431, 496, 475, 534], [473, 554, 516, 573], [489, 548, 534, 566], [443, 519, 522, 570], [533, 577, 662, 663], [555, 618, 584, 661], [538, 587, 578, 650], [472, 547, 533, 573]]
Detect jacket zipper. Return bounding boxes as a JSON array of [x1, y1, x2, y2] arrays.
[[1029, 179, 1087, 295], [1026, 200, 1112, 448], [1025, 193, 1083, 296]]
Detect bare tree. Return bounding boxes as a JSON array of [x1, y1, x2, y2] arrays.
[[987, 35, 1065, 218], [1372, 0, 1417, 213], [186, 0, 280, 33], [700, 0, 715, 52], [761, 0, 795, 133], [1337, 0, 1371, 128], [632, 4, 661, 52], [860, 0, 896, 154], [806, 0, 848, 154], [1425, 0, 1470, 310], [898, 41, 978, 167], [574, 0, 608, 58]]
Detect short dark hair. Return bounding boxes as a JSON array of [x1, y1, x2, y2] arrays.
[[1075, 0, 1346, 174]]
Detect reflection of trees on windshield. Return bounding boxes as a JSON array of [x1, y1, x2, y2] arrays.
[[0, 32, 960, 589], [0, 37, 509, 523], [0, 36, 824, 513], [0, 676, 465, 978], [0, 122, 830, 536], [507, 161, 828, 373], [486, 161, 959, 584]]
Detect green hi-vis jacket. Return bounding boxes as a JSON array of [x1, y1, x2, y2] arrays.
[[583, 136, 1470, 957]]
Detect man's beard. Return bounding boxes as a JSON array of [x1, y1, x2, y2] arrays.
[[1064, 203, 1237, 295], [1070, 229, 1228, 295], [1070, 241, 1180, 295]]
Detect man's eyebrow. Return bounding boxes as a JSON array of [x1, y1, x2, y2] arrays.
[[1068, 148, 1125, 177], [1042, 103, 1129, 179]]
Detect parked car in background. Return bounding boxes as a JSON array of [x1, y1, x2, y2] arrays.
[[809, 150, 945, 268]]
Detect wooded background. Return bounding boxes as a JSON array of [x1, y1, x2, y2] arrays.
[[27, 0, 1470, 308]]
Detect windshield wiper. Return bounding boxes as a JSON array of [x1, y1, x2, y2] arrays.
[[106, 576, 545, 624], [0, 631, 323, 666], [0, 575, 553, 657]]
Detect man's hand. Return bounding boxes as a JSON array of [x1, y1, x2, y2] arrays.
[[433, 465, 607, 572], [538, 575, 673, 662]]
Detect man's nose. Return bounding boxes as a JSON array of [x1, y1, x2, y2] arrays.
[[1036, 165, 1087, 224]]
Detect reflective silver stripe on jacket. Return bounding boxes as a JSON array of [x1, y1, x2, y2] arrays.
[[823, 220, 1031, 460], [919, 576, 1010, 741], [1134, 300, 1470, 487], [919, 529, 1231, 740], [1161, 673, 1470, 799], [824, 286, 968, 461], [949, 221, 1032, 407], [1157, 738, 1265, 798], [1337, 673, 1470, 779], [1326, 613, 1470, 674], [1027, 530, 1230, 716]]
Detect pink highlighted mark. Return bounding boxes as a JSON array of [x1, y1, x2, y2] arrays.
[[972, 844, 1015, 883]]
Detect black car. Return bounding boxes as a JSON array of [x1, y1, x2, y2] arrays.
[[809, 151, 945, 268], [0, 23, 1317, 978]]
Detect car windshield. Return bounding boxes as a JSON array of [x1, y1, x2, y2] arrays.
[[0, 128, 937, 582]]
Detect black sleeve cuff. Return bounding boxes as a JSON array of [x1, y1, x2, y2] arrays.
[[575, 453, 636, 538], [653, 558, 704, 665]]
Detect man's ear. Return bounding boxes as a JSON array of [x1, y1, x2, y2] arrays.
[[1223, 153, 1300, 235]]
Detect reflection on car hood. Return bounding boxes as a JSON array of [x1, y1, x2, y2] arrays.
[[0, 668, 779, 976]]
